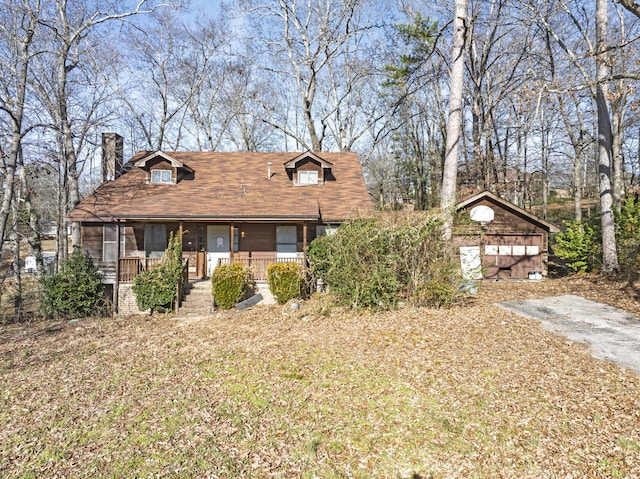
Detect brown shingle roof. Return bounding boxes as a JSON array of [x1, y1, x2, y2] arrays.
[[457, 190, 560, 232], [67, 151, 373, 223]]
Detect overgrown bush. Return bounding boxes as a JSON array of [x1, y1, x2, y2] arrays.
[[211, 262, 254, 310], [132, 231, 183, 314], [308, 218, 399, 310], [417, 273, 458, 308], [552, 220, 597, 273], [386, 216, 458, 307], [308, 216, 459, 310], [616, 197, 640, 274], [40, 249, 105, 318], [267, 262, 303, 304]]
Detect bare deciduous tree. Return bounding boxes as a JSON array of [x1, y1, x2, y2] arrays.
[[36, 0, 171, 254], [596, 0, 619, 273], [0, 0, 40, 255], [441, 0, 468, 238], [237, 0, 391, 152]]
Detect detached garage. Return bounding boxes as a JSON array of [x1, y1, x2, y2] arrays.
[[455, 191, 560, 280]]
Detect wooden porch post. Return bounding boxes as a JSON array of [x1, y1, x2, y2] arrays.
[[230, 223, 235, 261], [302, 223, 308, 271], [179, 222, 183, 261], [113, 221, 121, 316]]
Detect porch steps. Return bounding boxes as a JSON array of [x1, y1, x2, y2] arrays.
[[179, 280, 213, 315], [256, 281, 276, 305], [178, 279, 276, 316]]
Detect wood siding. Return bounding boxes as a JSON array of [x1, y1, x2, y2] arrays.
[[295, 158, 324, 182], [237, 224, 276, 252], [455, 196, 553, 280], [80, 220, 319, 284]]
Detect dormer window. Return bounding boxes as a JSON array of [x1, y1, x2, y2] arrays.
[[298, 170, 318, 185], [134, 151, 194, 184], [284, 152, 334, 186], [151, 169, 172, 184]]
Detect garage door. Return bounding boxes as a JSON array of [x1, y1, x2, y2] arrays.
[[482, 234, 542, 279]]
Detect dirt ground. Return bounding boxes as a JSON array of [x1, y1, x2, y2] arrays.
[[1, 274, 640, 478]]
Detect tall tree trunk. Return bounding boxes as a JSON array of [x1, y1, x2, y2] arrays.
[[0, 6, 38, 254], [611, 91, 625, 211], [441, 0, 468, 238], [595, 0, 619, 273], [55, 26, 82, 249]]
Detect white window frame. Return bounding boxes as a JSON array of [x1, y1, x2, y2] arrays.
[[316, 224, 337, 237], [103, 225, 125, 262], [144, 224, 167, 258], [297, 170, 318, 185], [151, 169, 172, 184]]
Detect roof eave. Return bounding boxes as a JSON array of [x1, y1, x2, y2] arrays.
[[68, 214, 322, 223], [457, 190, 560, 232]]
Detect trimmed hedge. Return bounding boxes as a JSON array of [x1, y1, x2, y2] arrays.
[[267, 262, 303, 304], [211, 262, 254, 310]]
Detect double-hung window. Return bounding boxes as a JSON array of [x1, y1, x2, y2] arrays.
[[276, 226, 297, 253], [297, 170, 318, 185], [103, 225, 125, 262], [151, 169, 172, 184]]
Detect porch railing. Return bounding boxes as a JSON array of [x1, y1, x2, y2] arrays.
[[118, 257, 163, 282], [218, 256, 305, 281]]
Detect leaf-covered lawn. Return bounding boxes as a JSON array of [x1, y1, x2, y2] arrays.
[[1, 275, 639, 478]]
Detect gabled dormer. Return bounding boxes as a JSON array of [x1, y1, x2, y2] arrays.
[[284, 152, 335, 186], [133, 151, 194, 184]]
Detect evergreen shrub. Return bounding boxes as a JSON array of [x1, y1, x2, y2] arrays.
[[40, 249, 105, 318], [132, 231, 184, 314], [616, 197, 640, 274], [267, 261, 303, 304], [552, 220, 597, 273], [211, 262, 254, 310], [308, 218, 398, 310]]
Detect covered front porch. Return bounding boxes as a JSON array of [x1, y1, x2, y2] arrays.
[[117, 254, 306, 282], [115, 221, 316, 283]]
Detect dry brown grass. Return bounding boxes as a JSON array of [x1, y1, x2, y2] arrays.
[[1, 274, 639, 478]]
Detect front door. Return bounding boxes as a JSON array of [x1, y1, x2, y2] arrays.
[[207, 225, 230, 276], [196, 225, 207, 278]]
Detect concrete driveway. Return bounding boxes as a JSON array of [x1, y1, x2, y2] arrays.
[[497, 294, 640, 375]]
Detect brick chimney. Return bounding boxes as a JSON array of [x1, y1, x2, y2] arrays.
[[102, 132, 123, 182]]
